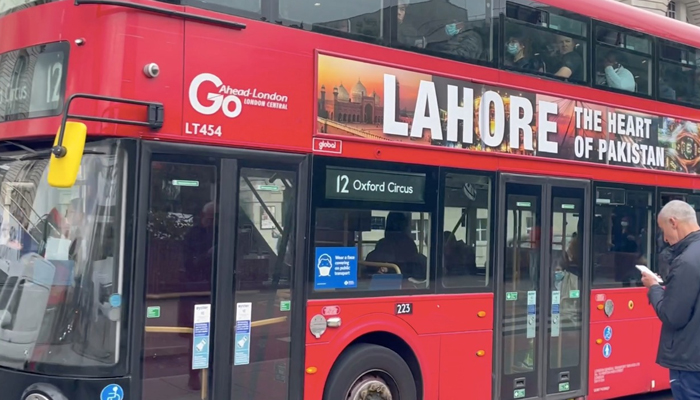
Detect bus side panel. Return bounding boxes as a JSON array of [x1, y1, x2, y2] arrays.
[[304, 294, 492, 399], [648, 317, 672, 391], [183, 20, 312, 152], [588, 288, 660, 399], [438, 330, 492, 399], [303, 313, 441, 400]]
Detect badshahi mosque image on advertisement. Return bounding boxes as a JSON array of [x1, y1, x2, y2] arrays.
[[317, 79, 385, 125]]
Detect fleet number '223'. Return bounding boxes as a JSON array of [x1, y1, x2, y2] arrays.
[[185, 122, 222, 137]]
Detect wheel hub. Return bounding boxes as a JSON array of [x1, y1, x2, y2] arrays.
[[347, 375, 393, 400]]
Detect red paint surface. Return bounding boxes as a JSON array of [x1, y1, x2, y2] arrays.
[[304, 294, 493, 400], [588, 288, 670, 400]]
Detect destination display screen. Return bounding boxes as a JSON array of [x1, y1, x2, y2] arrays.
[[0, 42, 69, 123], [325, 166, 426, 204]]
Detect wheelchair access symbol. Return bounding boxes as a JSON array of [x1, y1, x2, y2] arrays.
[[100, 384, 124, 400]]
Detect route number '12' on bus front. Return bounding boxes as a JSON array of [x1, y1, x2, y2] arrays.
[[336, 174, 349, 193]]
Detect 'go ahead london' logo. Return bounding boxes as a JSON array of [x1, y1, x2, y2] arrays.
[[188, 73, 289, 118]]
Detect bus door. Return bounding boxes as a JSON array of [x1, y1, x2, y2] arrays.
[[135, 142, 307, 400], [495, 174, 591, 400]]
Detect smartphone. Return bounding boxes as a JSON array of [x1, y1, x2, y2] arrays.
[[636, 264, 663, 283]]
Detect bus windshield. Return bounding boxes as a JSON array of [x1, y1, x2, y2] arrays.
[[0, 140, 126, 376]]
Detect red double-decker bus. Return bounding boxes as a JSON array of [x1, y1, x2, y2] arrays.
[[2, 0, 700, 398]]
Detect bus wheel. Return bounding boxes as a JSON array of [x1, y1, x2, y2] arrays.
[[324, 343, 417, 400]]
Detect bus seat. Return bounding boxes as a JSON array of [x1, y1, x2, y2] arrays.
[[0, 255, 55, 360], [370, 274, 403, 290], [92, 257, 115, 320]]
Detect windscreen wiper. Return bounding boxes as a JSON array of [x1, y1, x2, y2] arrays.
[[18, 149, 105, 161]]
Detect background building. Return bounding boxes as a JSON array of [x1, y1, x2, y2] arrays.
[[620, 0, 700, 26]]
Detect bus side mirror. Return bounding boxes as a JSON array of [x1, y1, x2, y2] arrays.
[[47, 121, 87, 188]]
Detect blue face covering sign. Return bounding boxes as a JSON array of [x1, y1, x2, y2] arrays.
[[314, 247, 358, 290]]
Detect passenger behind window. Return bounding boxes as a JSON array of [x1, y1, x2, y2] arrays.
[[659, 64, 678, 101], [443, 230, 477, 276], [396, 0, 427, 48], [565, 231, 579, 270], [552, 34, 583, 81], [365, 211, 428, 283], [406, 0, 484, 60], [612, 215, 645, 285], [505, 32, 544, 73], [683, 70, 700, 105], [552, 263, 580, 324], [598, 51, 636, 92]]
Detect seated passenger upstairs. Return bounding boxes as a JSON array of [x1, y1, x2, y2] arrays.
[[505, 33, 545, 73], [601, 51, 636, 92], [365, 212, 427, 281], [409, 0, 483, 60], [396, 0, 427, 48], [553, 34, 583, 81]]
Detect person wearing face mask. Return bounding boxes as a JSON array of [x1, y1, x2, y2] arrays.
[[412, 0, 483, 60], [553, 263, 580, 324], [505, 34, 544, 73], [614, 216, 638, 253], [642, 200, 700, 400]]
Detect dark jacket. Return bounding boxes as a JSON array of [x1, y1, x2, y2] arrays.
[[648, 230, 700, 371], [656, 232, 673, 280]]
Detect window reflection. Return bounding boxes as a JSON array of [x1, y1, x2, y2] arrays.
[[0, 141, 127, 376], [442, 173, 492, 288], [502, 184, 540, 377], [315, 209, 431, 291], [548, 191, 583, 372], [504, 0, 587, 83], [659, 41, 700, 104], [253, 0, 495, 60], [591, 188, 652, 288], [594, 25, 651, 95], [142, 162, 217, 400], [231, 168, 295, 399], [284, 0, 384, 41], [0, 141, 125, 376], [396, 0, 490, 62]]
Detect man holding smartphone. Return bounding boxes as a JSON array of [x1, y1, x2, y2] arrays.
[[643, 200, 700, 399]]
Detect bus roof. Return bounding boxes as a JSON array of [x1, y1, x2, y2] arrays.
[[544, 0, 700, 50]]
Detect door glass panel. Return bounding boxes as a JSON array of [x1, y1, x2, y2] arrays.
[[502, 182, 541, 399], [547, 187, 584, 394], [231, 167, 296, 400], [142, 161, 218, 400]]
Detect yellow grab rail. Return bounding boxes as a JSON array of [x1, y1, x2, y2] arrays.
[[144, 316, 288, 399], [144, 316, 288, 334]]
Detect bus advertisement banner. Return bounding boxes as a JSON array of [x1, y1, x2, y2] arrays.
[[316, 54, 699, 175]]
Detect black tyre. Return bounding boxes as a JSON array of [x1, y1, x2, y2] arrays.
[[324, 343, 418, 400]]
